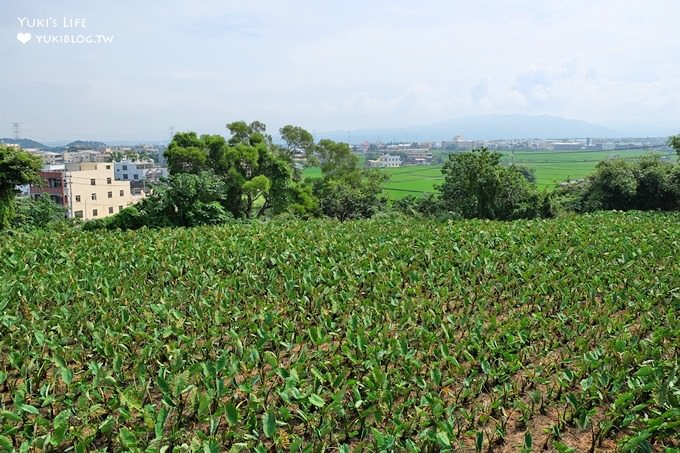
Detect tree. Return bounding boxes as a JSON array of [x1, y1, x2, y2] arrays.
[[315, 139, 359, 179], [279, 125, 315, 163], [11, 193, 66, 230], [165, 123, 309, 219], [437, 147, 543, 220], [0, 145, 43, 229], [309, 140, 388, 220], [164, 132, 209, 175], [668, 134, 680, 158], [313, 170, 388, 221]]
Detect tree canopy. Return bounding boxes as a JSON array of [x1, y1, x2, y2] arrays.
[[0, 145, 43, 229], [437, 147, 544, 220]]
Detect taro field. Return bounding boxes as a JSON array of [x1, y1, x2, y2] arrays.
[[0, 212, 679, 452]]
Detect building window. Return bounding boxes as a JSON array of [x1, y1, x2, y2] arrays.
[[90, 178, 96, 185], [91, 193, 97, 201], [74, 210, 83, 218], [107, 177, 112, 184], [133, 174, 139, 180], [108, 191, 113, 198], [108, 207, 114, 214], [106, 165, 111, 170], [122, 165, 128, 170], [118, 205, 123, 211], [123, 174, 128, 180], [119, 190, 124, 196], [92, 209, 98, 217], [75, 195, 81, 202]]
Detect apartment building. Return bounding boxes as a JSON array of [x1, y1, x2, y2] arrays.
[[30, 162, 143, 220], [114, 158, 168, 183]]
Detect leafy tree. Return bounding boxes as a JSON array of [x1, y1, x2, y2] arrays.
[[437, 148, 544, 220], [313, 170, 388, 221], [0, 145, 43, 229], [164, 132, 209, 175], [315, 139, 359, 179], [164, 123, 309, 219], [279, 125, 315, 163], [668, 134, 680, 158], [226, 121, 271, 147], [11, 193, 66, 230], [304, 138, 389, 220], [584, 159, 637, 210]]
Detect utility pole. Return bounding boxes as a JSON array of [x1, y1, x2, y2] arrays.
[[66, 173, 73, 219], [12, 122, 20, 140]]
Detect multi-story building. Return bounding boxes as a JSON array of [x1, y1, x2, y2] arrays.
[[114, 159, 168, 183], [30, 162, 143, 220], [367, 154, 402, 168]]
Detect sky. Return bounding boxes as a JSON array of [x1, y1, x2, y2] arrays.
[[2, 0, 680, 143]]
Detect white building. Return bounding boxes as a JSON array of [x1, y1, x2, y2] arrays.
[[367, 154, 402, 168], [114, 159, 168, 183]]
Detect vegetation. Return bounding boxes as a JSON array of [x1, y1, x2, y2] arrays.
[[668, 134, 680, 157], [437, 147, 547, 220], [551, 155, 680, 214], [11, 194, 67, 231], [0, 145, 42, 229], [1, 212, 678, 451]]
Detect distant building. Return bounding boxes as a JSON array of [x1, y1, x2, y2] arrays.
[[114, 159, 168, 183], [552, 142, 583, 151], [367, 154, 402, 168], [30, 162, 144, 220]]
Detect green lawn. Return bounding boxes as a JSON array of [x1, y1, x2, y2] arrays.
[[303, 149, 673, 199]]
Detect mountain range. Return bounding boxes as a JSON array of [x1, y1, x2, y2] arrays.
[[317, 114, 623, 143]]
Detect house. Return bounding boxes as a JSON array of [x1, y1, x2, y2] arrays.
[[367, 154, 402, 168], [30, 162, 144, 220]]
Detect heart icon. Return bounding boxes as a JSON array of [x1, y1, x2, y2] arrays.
[[17, 32, 32, 44]]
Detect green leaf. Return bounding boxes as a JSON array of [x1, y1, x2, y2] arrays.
[[119, 427, 137, 449], [0, 435, 13, 452], [262, 412, 276, 438], [225, 403, 238, 426], [635, 366, 654, 377], [52, 410, 70, 444], [61, 367, 74, 385], [19, 404, 39, 415], [436, 430, 451, 447], [308, 394, 326, 408]]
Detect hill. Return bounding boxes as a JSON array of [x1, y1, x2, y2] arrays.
[[318, 114, 622, 143], [65, 140, 107, 150], [0, 137, 51, 150], [1, 212, 677, 451]]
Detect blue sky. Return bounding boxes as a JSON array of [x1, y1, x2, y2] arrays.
[[2, 0, 679, 142]]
